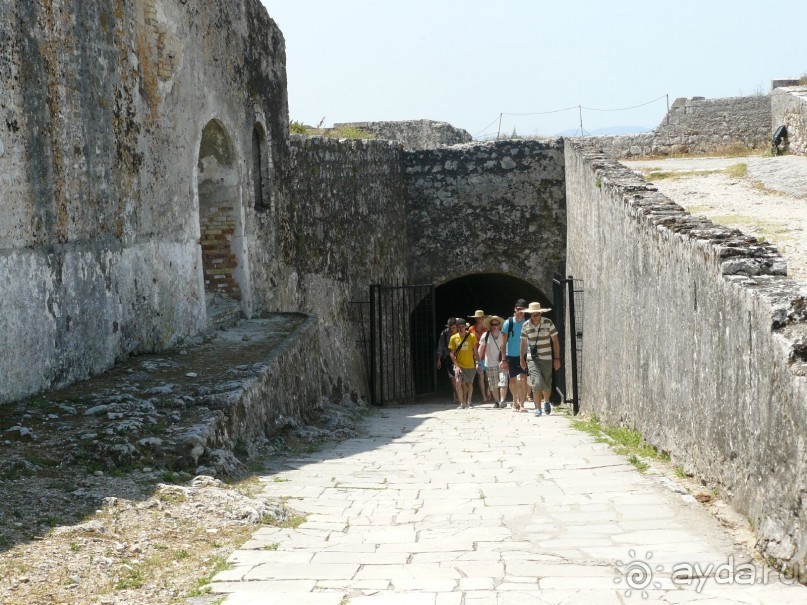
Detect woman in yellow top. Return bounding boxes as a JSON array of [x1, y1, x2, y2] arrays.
[[449, 318, 479, 409]]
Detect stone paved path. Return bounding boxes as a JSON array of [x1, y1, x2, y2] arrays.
[[209, 403, 807, 604]]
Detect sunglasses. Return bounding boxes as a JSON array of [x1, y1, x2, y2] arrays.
[[490, 322, 500, 327]]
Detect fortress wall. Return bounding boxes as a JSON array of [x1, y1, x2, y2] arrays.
[[0, 0, 287, 403], [772, 86, 807, 157], [588, 95, 771, 158], [333, 120, 473, 150], [249, 135, 409, 400], [565, 139, 807, 575], [405, 139, 566, 295]]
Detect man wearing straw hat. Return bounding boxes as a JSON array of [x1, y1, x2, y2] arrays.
[[519, 301, 561, 416], [468, 310, 492, 403]]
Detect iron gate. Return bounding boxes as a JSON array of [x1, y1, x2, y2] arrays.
[[361, 282, 436, 406], [553, 273, 584, 415]]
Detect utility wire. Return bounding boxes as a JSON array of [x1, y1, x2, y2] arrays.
[[474, 94, 668, 137], [472, 115, 503, 138], [580, 95, 668, 112], [501, 106, 578, 116]]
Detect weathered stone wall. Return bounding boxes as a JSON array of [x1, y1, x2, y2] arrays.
[[0, 0, 288, 403], [249, 135, 409, 399], [334, 120, 473, 150], [772, 86, 807, 156], [406, 139, 566, 297], [589, 95, 771, 158], [565, 139, 807, 575]]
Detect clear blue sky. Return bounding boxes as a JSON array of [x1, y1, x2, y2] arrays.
[[261, 0, 806, 138]]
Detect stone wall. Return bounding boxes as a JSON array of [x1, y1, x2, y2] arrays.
[[405, 139, 566, 297], [0, 0, 288, 404], [565, 139, 807, 576], [772, 86, 807, 156], [588, 95, 772, 158], [334, 120, 473, 150], [249, 135, 409, 399]]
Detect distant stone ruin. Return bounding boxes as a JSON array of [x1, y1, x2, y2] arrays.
[[332, 119, 472, 150]]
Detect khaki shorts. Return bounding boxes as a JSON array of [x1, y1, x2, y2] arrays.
[[527, 359, 552, 392], [456, 367, 476, 384]]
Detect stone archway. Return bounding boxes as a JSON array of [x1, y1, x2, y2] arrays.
[[197, 119, 249, 326], [434, 272, 551, 332]]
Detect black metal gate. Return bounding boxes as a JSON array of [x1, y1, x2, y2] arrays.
[[553, 274, 584, 415], [362, 282, 436, 406]]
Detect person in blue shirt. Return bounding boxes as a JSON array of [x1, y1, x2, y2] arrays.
[[500, 298, 528, 411]]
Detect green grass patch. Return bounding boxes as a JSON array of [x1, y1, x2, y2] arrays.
[[724, 162, 747, 178], [570, 414, 669, 469], [187, 555, 231, 597], [628, 454, 650, 472], [643, 169, 721, 180], [115, 565, 145, 590], [261, 512, 307, 529]]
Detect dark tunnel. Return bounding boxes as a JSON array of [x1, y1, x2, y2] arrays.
[[435, 272, 551, 331], [420, 272, 557, 400]]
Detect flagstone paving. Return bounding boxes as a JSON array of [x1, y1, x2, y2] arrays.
[[209, 403, 807, 604]]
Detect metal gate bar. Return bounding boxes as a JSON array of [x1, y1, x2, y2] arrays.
[[552, 274, 583, 415], [367, 282, 435, 406]]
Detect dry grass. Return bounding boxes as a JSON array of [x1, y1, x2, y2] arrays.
[[290, 120, 376, 140]]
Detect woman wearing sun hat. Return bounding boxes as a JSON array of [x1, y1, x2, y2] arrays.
[[478, 315, 506, 407]]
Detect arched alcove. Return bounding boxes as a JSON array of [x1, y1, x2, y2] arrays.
[[251, 121, 272, 212], [197, 120, 248, 321]]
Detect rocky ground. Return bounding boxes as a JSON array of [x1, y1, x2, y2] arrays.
[[0, 383, 369, 605], [623, 154, 807, 283]]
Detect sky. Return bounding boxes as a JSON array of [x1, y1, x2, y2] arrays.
[[260, 0, 807, 139]]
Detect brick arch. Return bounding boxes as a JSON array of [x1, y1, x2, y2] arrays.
[[197, 119, 248, 313]]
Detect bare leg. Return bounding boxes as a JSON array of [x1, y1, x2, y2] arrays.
[[519, 377, 529, 409], [509, 377, 519, 409]]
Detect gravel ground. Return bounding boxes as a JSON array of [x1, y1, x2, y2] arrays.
[[623, 154, 807, 282], [0, 394, 369, 605]]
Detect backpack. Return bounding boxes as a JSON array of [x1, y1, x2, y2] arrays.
[[506, 316, 516, 339]]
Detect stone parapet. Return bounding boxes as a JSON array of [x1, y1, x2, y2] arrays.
[[772, 86, 807, 156], [586, 95, 771, 158], [334, 120, 473, 150], [565, 139, 807, 577]]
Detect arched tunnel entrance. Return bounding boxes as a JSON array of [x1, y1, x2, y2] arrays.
[[435, 272, 551, 330], [410, 272, 554, 400]]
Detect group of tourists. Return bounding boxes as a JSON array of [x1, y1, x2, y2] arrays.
[[436, 298, 561, 416]]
